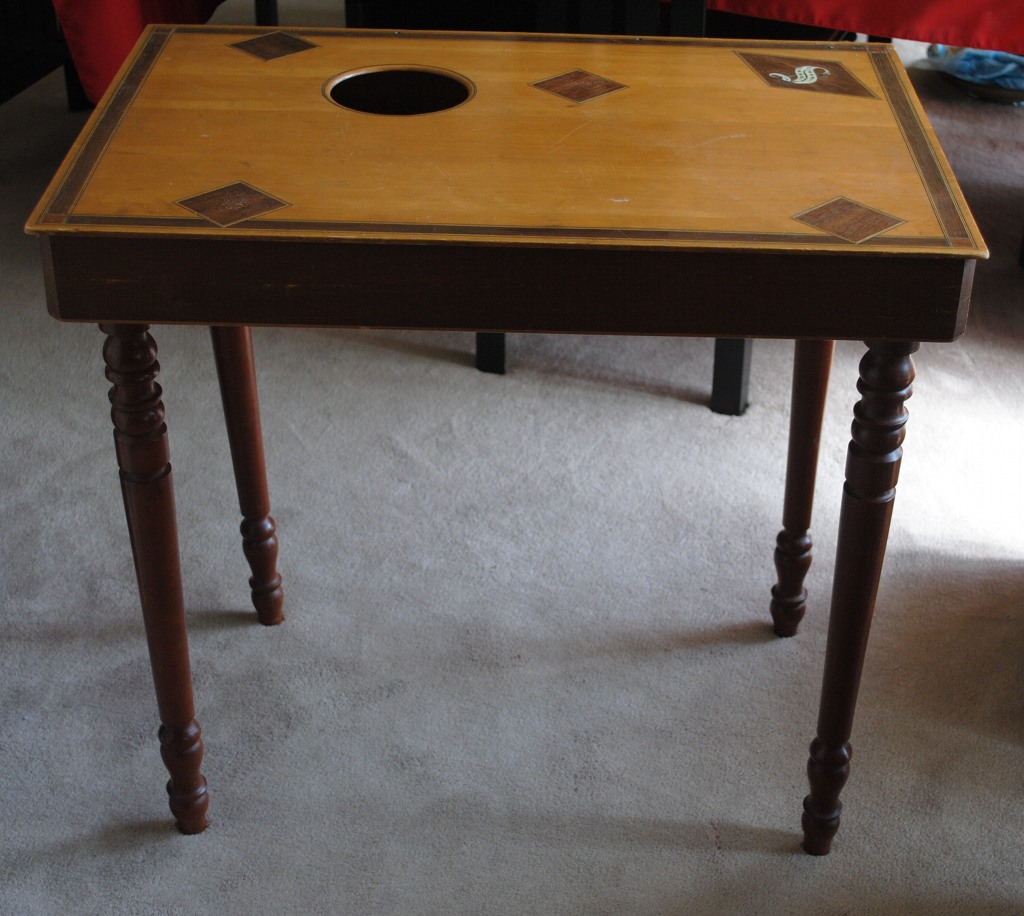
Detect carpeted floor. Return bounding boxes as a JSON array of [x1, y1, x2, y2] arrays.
[[1, 6, 1023, 914]]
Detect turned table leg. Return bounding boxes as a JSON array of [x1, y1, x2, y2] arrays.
[[771, 339, 835, 637], [801, 340, 918, 855], [210, 326, 284, 626], [102, 323, 208, 834]]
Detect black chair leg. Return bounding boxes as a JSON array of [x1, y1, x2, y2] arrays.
[[710, 338, 752, 415], [254, 0, 278, 26], [669, 0, 706, 36], [475, 333, 506, 375], [61, 57, 91, 111]]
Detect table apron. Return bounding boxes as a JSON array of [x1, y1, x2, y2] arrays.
[[42, 236, 973, 341]]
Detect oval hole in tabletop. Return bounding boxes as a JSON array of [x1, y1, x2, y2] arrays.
[[326, 67, 475, 115]]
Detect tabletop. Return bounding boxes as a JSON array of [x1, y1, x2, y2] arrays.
[[27, 26, 985, 339]]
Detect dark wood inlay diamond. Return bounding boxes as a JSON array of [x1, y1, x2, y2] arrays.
[[531, 69, 627, 103], [793, 197, 906, 243], [230, 31, 318, 61], [739, 53, 878, 99], [177, 181, 290, 227]]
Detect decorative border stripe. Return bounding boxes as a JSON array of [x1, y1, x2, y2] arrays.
[[868, 47, 974, 248], [174, 26, 862, 51], [63, 211, 939, 247], [42, 26, 175, 221]]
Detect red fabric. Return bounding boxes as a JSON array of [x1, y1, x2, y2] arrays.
[[707, 0, 1024, 56], [53, 1, 1024, 106], [53, 1, 223, 103]]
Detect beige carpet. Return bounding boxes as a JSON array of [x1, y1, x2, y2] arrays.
[[2, 5, 1023, 914]]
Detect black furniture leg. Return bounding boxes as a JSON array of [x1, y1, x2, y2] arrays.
[[62, 58, 90, 111], [669, 0, 707, 36], [254, 0, 278, 26], [475, 332, 506, 375], [710, 338, 752, 415]]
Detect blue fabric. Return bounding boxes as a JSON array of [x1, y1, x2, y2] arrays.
[[930, 46, 1024, 90]]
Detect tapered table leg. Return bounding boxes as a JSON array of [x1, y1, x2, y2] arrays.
[[802, 340, 918, 856], [771, 339, 835, 637], [101, 323, 208, 834], [210, 326, 284, 626]]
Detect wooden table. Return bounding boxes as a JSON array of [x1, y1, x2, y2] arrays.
[[26, 26, 985, 855]]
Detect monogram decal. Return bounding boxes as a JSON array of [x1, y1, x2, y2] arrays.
[[738, 53, 879, 99], [769, 65, 831, 85]]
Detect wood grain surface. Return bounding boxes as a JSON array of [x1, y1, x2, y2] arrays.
[[27, 27, 985, 258]]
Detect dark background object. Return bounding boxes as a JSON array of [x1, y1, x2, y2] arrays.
[[0, 0, 87, 107]]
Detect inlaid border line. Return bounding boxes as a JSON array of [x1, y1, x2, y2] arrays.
[[172, 24, 869, 53], [63, 212, 940, 248], [42, 26, 175, 223], [868, 47, 974, 248]]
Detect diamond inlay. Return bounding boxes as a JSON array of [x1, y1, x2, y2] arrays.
[[230, 31, 318, 61], [738, 53, 878, 99], [793, 197, 906, 243], [177, 182, 290, 227], [531, 69, 627, 103]]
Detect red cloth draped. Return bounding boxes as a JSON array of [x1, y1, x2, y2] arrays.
[[54, 1, 1024, 106], [53, 1, 223, 103], [707, 0, 1024, 56]]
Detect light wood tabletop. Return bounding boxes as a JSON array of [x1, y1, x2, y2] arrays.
[[31, 27, 982, 256]]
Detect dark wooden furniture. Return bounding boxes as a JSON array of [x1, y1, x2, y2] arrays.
[[27, 26, 985, 855], [0, 0, 87, 107], [254, 0, 277, 25]]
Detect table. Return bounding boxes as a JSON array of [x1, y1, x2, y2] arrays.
[[26, 26, 985, 855]]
